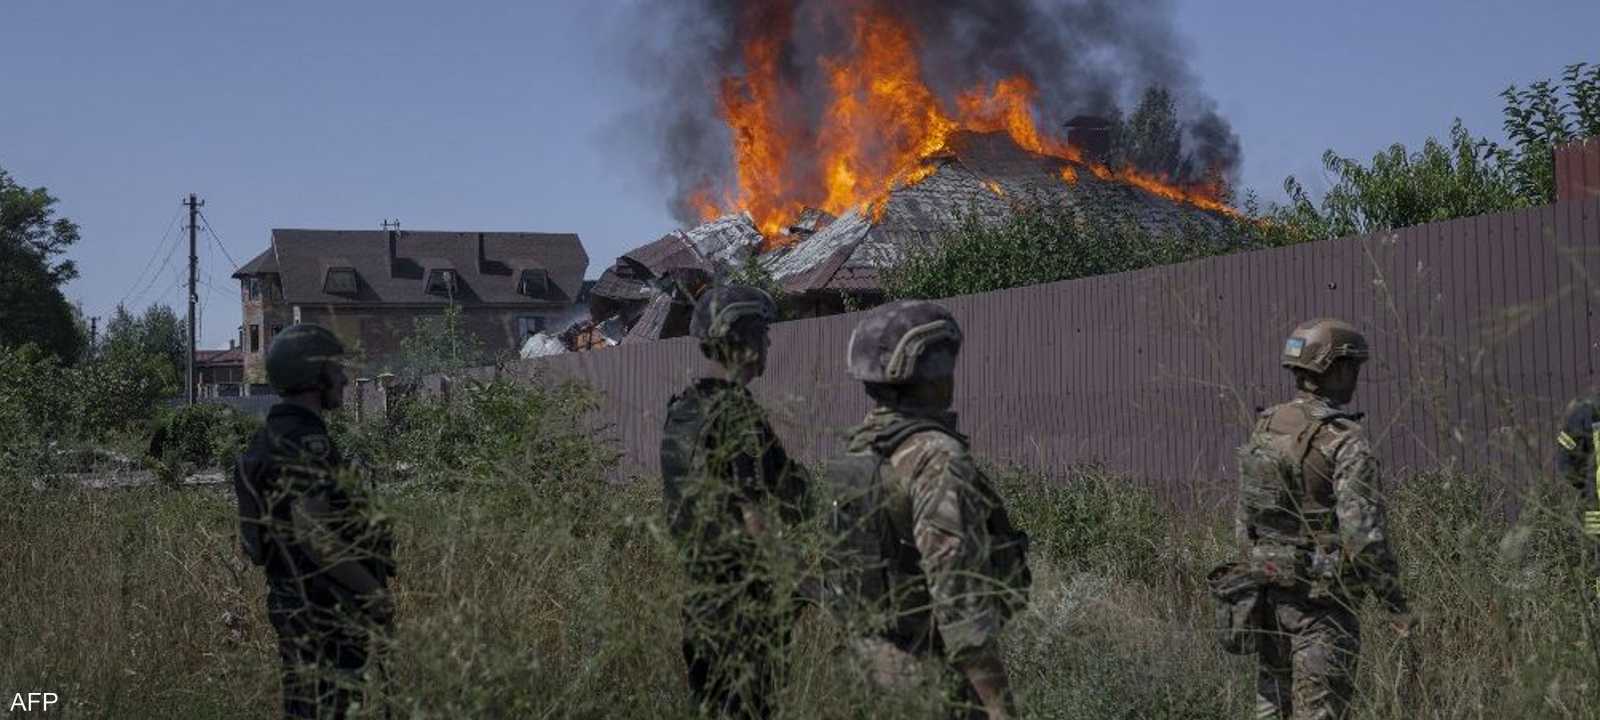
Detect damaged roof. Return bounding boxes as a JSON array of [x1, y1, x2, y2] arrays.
[[757, 130, 1236, 293]]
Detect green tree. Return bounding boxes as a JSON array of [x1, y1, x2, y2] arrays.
[[1266, 61, 1600, 241], [102, 302, 188, 387], [1117, 86, 1186, 182], [0, 166, 84, 362], [391, 304, 488, 381], [880, 199, 1241, 300]]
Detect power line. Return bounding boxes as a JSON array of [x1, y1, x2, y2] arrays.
[[125, 229, 186, 310], [198, 210, 241, 271], [116, 207, 183, 309]]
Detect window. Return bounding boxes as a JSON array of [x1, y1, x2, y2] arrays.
[[518, 268, 549, 298], [426, 268, 457, 296], [249, 324, 260, 352], [517, 316, 546, 338], [324, 267, 358, 295]]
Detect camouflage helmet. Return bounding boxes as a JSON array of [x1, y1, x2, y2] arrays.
[[1281, 318, 1369, 374], [846, 300, 962, 383], [690, 284, 777, 343], [265, 324, 347, 394]]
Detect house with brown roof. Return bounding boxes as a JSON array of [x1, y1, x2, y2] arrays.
[[194, 345, 245, 397], [231, 228, 588, 380]]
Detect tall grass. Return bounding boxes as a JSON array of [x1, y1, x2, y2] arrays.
[[3, 374, 1598, 718]]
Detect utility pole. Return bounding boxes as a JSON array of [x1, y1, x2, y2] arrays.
[[185, 193, 204, 405]]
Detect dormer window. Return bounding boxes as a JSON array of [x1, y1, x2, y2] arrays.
[[518, 268, 549, 298], [323, 267, 358, 295], [426, 268, 457, 296]]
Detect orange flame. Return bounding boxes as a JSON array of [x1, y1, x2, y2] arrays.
[[708, 4, 1234, 244]]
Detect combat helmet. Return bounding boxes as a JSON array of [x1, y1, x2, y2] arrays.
[[265, 324, 347, 394], [846, 300, 962, 383], [1280, 318, 1369, 374], [690, 285, 777, 343]]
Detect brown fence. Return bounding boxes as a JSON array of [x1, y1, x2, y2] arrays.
[[1557, 137, 1600, 202], [414, 198, 1600, 508]]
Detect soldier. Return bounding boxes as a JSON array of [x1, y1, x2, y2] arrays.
[[659, 285, 810, 719], [233, 324, 396, 719], [823, 300, 1030, 720], [1553, 387, 1600, 596], [1235, 318, 1411, 720]]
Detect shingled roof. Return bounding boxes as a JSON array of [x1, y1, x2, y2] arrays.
[[234, 229, 587, 306], [758, 130, 1237, 293]]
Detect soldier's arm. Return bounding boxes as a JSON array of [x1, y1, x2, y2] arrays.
[[901, 435, 1006, 663], [1330, 430, 1408, 614], [1554, 400, 1596, 492], [901, 434, 1013, 717], [707, 397, 772, 537]]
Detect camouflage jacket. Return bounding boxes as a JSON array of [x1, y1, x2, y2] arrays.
[[1555, 394, 1600, 494], [1235, 392, 1408, 613], [660, 378, 810, 579], [845, 406, 1004, 668]]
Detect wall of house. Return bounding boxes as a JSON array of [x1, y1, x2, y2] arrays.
[[294, 303, 567, 375], [240, 275, 291, 383]]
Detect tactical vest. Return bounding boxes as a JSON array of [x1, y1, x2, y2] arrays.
[[819, 418, 1031, 635], [660, 387, 715, 545], [1235, 400, 1360, 595]]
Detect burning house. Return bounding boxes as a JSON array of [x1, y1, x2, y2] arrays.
[[547, 0, 1250, 352]]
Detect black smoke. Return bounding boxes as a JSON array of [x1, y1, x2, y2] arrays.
[[617, 0, 1243, 226]]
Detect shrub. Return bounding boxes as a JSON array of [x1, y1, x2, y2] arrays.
[[147, 402, 262, 483], [880, 200, 1242, 301]]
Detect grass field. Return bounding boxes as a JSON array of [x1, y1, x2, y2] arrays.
[[3, 378, 1600, 718]]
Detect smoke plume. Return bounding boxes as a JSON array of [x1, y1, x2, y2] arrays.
[[618, 0, 1242, 227]]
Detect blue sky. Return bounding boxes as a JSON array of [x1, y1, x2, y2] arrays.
[[3, 1, 1597, 348]]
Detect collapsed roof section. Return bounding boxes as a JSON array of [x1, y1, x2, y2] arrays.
[[758, 130, 1236, 294]]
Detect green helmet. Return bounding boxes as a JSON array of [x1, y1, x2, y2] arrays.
[[846, 300, 962, 383], [690, 285, 777, 343], [265, 324, 347, 394], [1281, 318, 1369, 374]]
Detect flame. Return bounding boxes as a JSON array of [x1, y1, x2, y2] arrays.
[[984, 179, 1005, 197], [707, 3, 1235, 245]]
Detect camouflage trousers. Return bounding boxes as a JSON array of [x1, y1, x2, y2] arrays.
[[1254, 592, 1361, 720]]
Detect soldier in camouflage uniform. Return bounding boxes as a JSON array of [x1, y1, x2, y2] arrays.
[[1236, 318, 1412, 720], [825, 300, 1029, 720], [659, 285, 810, 719], [1552, 388, 1600, 596], [233, 324, 396, 719]]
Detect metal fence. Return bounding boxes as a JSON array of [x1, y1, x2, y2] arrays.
[[399, 197, 1600, 506]]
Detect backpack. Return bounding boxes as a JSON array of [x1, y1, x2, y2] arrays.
[[819, 419, 1031, 632], [1235, 402, 1360, 593]]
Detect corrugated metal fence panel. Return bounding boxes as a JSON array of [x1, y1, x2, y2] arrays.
[[396, 198, 1600, 499]]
